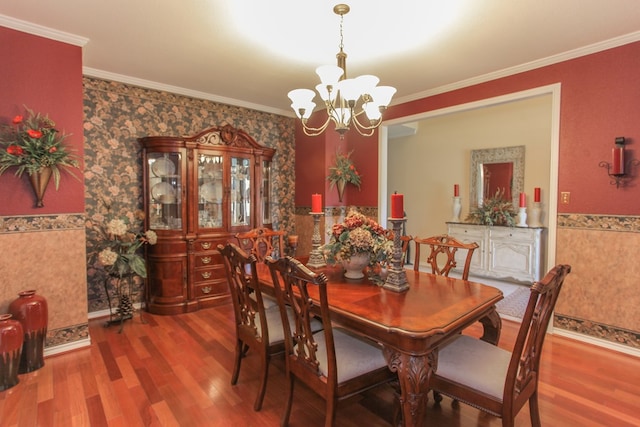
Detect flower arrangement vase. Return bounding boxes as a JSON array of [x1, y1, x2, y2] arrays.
[[336, 179, 346, 202], [28, 166, 53, 208], [341, 252, 370, 279], [0, 314, 23, 391], [9, 290, 48, 373]]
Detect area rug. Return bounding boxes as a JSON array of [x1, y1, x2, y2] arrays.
[[496, 286, 530, 320]]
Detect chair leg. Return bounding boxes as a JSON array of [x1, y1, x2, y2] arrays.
[[281, 375, 294, 427], [254, 353, 270, 411], [433, 390, 443, 403], [325, 395, 337, 427], [231, 339, 243, 385], [529, 391, 541, 427]]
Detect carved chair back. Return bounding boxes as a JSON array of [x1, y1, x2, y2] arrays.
[[235, 227, 285, 262], [413, 234, 479, 280]]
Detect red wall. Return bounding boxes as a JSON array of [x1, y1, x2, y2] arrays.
[[0, 27, 84, 215], [386, 41, 640, 216], [295, 41, 640, 215]]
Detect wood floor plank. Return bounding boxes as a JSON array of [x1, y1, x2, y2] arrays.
[[1, 302, 639, 426]]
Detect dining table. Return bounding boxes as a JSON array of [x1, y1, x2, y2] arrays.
[[255, 262, 503, 427]]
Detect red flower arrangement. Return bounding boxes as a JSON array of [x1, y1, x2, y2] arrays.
[[0, 106, 79, 189]]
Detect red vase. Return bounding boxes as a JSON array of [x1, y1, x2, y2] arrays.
[[9, 290, 48, 373], [0, 314, 23, 391]]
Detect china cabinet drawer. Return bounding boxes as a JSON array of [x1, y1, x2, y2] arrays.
[[194, 281, 228, 299], [193, 265, 226, 284]]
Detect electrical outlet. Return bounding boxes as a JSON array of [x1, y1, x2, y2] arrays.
[[561, 192, 570, 204]]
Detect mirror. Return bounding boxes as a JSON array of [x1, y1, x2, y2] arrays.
[[470, 146, 525, 208]]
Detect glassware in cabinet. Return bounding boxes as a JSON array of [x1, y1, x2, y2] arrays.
[[230, 156, 251, 227], [197, 153, 224, 229], [147, 152, 183, 230]]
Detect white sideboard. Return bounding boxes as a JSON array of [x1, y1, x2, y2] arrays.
[[446, 222, 545, 284]]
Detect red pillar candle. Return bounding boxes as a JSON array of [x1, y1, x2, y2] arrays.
[[612, 147, 624, 175], [311, 193, 322, 213], [391, 193, 404, 219], [534, 187, 541, 203], [454, 184, 459, 197], [519, 192, 526, 208]]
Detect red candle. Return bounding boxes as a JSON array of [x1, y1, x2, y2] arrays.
[[534, 187, 541, 203], [311, 193, 322, 213], [454, 184, 459, 197], [391, 193, 404, 219], [612, 147, 624, 175], [519, 192, 526, 208]]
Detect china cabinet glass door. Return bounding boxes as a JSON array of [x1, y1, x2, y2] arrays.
[[197, 153, 224, 229], [147, 152, 182, 230], [262, 159, 272, 225], [230, 156, 251, 227]]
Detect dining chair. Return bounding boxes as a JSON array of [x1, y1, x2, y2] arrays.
[[400, 235, 412, 267], [218, 242, 288, 411], [265, 256, 396, 427], [430, 264, 572, 427], [413, 234, 479, 280], [235, 227, 285, 262]]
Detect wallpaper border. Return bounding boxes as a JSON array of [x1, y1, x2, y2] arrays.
[[554, 313, 640, 349], [558, 213, 640, 232], [0, 214, 85, 234]]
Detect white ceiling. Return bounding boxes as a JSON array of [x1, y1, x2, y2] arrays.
[[2, 1, 640, 117]]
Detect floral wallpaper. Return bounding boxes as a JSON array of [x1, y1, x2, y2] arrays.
[[83, 77, 295, 312]]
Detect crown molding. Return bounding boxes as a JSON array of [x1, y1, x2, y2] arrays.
[[393, 31, 640, 106], [0, 14, 88, 46]]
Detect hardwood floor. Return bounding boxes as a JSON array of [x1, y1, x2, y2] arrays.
[[1, 303, 639, 426]]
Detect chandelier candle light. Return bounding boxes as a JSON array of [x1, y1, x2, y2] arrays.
[[287, 4, 396, 137]]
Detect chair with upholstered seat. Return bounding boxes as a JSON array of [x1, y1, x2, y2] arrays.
[[218, 242, 287, 411], [413, 234, 479, 280], [430, 264, 572, 427], [265, 256, 396, 427], [235, 227, 285, 262]]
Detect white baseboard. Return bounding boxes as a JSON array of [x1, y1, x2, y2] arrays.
[[88, 303, 143, 320], [553, 328, 640, 358], [44, 337, 91, 357]]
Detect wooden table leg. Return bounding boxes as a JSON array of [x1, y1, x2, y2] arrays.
[[383, 347, 436, 427], [478, 306, 502, 345]]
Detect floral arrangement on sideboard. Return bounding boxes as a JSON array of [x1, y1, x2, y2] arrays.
[[465, 188, 517, 226]]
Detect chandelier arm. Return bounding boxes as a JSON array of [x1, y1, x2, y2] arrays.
[[349, 115, 378, 137], [351, 110, 383, 131], [300, 116, 333, 137]]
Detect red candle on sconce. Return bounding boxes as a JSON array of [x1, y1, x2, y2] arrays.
[[519, 192, 526, 208], [311, 193, 322, 213], [454, 184, 459, 197], [612, 146, 624, 175], [534, 187, 541, 203], [391, 192, 404, 219]]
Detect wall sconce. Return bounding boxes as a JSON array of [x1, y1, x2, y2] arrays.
[[599, 137, 639, 188]]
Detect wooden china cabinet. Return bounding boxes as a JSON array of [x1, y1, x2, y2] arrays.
[[140, 125, 275, 314]]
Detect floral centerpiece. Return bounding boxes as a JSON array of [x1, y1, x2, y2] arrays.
[[93, 212, 157, 324], [327, 150, 361, 201], [0, 106, 79, 189], [465, 188, 517, 226], [320, 209, 393, 280]]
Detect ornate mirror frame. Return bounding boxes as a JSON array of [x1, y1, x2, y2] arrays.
[[470, 145, 525, 208]]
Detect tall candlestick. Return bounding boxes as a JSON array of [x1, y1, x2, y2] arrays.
[[311, 193, 322, 213], [391, 192, 404, 219], [612, 147, 624, 175], [519, 192, 526, 208], [534, 187, 541, 203], [454, 184, 459, 197]]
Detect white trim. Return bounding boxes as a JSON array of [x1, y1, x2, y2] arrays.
[[44, 337, 91, 357], [88, 302, 142, 320], [0, 14, 88, 46], [393, 31, 640, 106], [83, 67, 292, 117], [553, 328, 640, 358]]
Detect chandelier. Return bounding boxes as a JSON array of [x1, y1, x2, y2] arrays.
[[287, 4, 396, 137]]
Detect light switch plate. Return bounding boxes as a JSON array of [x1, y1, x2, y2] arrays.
[[561, 192, 570, 204]]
